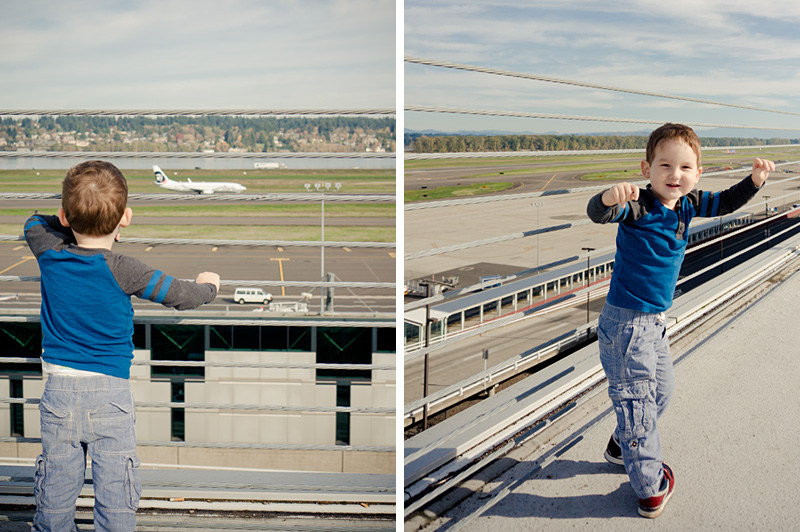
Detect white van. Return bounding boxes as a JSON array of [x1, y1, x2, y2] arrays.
[[234, 288, 273, 305]]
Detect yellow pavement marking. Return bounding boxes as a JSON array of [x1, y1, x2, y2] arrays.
[[277, 247, 284, 252], [145, 246, 153, 252], [12, 246, 25, 251], [0, 256, 35, 275], [270, 258, 290, 296], [343, 247, 352, 252], [388, 252, 396, 258], [540, 173, 557, 191], [211, 247, 218, 252]]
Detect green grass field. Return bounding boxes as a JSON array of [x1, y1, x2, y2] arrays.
[[404, 146, 800, 202], [404, 182, 515, 202], [0, 168, 396, 194], [0, 168, 396, 242]]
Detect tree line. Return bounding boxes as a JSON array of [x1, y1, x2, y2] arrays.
[[406, 132, 799, 153], [1, 116, 395, 153]]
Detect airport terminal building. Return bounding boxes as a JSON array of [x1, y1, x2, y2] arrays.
[[0, 310, 396, 474]]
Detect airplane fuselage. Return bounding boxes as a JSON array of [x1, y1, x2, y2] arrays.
[[153, 166, 246, 194]]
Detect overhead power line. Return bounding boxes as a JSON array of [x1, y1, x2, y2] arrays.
[[405, 105, 800, 131], [0, 109, 395, 117], [405, 56, 800, 118]]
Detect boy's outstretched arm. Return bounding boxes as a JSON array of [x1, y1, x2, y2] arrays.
[[196, 272, 220, 293], [690, 158, 775, 218], [601, 182, 640, 207], [24, 214, 76, 258], [750, 158, 775, 187], [587, 182, 645, 224], [108, 254, 219, 311]]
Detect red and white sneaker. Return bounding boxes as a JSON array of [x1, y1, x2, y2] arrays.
[[638, 463, 675, 518]]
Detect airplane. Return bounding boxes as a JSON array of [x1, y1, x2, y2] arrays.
[[153, 166, 246, 194]]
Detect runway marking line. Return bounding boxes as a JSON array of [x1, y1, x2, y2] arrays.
[[270, 258, 290, 296], [0, 256, 35, 275], [540, 173, 557, 191]]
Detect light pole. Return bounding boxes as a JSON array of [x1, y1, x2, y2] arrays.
[[581, 247, 595, 323], [305, 182, 342, 315], [531, 202, 544, 269]]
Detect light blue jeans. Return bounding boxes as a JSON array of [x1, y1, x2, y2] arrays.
[[598, 303, 674, 499], [33, 374, 141, 532]]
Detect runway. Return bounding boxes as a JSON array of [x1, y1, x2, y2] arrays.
[[0, 240, 395, 314], [0, 186, 396, 317]]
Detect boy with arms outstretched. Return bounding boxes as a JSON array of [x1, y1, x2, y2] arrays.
[[25, 161, 220, 531], [587, 123, 774, 518]]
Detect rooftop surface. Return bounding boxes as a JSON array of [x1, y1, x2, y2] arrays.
[[412, 258, 800, 530]]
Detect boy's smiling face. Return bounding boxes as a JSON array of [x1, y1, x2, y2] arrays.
[[641, 138, 702, 210]]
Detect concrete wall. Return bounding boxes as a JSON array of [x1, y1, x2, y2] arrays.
[[0, 347, 396, 474]]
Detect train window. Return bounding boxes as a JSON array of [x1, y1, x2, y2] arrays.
[[447, 314, 462, 332]]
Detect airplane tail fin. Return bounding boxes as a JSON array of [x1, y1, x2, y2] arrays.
[[153, 165, 170, 185]]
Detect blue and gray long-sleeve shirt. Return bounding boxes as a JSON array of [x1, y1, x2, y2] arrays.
[[586, 175, 760, 313], [24, 214, 217, 379]]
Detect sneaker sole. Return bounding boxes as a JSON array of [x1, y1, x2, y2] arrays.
[[638, 488, 674, 518], [603, 449, 624, 466]]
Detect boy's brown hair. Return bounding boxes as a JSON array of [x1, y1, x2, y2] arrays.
[[646, 123, 702, 167], [61, 161, 128, 236]]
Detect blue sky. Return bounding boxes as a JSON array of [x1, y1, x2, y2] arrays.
[[405, 0, 800, 136], [0, 0, 395, 109]]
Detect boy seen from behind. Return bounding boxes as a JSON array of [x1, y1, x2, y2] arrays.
[[25, 161, 220, 532], [586, 123, 774, 518]]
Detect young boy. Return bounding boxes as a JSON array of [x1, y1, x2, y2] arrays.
[[586, 123, 774, 518], [25, 161, 220, 532]]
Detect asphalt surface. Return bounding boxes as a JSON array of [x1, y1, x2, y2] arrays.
[[0, 235, 395, 315]]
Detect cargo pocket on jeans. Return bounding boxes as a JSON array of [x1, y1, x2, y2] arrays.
[[124, 455, 141, 511], [608, 379, 653, 441], [33, 455, 46, 509], [39, 400, 72, 458]]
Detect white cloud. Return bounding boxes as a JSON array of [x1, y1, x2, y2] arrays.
[[405, 1, 800, 134], [0, 0, 394, 108]]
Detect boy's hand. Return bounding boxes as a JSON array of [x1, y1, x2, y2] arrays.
[[196, 272, 220, 292], [601, 183, 640, 207], [751, 158, 775, 187]]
